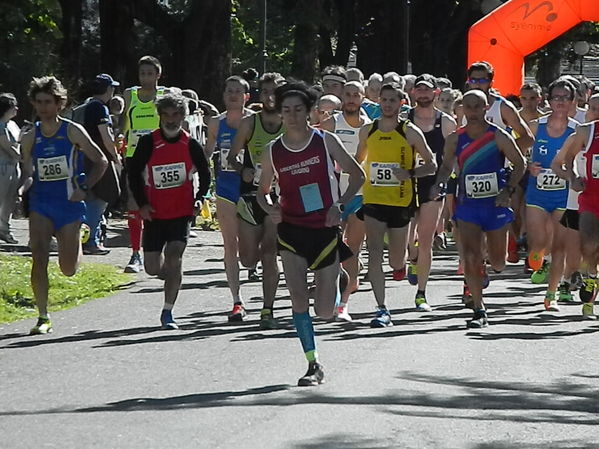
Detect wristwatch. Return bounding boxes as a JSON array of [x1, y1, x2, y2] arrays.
[[333, 202, 345, 212], [79, 183, 89, 192]]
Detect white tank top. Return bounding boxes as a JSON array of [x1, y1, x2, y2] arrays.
[[334, 112, 371, 194]]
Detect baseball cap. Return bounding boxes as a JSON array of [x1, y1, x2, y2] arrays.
[[95, 73, 120, 87], [414, 74, 437, 89]]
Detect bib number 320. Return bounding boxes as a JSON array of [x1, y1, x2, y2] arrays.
[[465, 172, 499, 199]]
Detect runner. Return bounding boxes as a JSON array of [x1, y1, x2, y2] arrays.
[[122, 56, 168, 273], [431, 90, 526, 328], [227, 72, 286, 329], [311, 94, 341, 128], [553, 119, 599, 319], [320, 81, 372, 321], [362, 73, 382, 120], [526, 79, 578, 311], [205, 76, 253, 321], [407, 74, 457, 310], [127, 94, 211, 329], [355, 82, 437, 327], [257, 82, 364, 385], [20, 76, 108, 334], [519, 82, 546, 125], [321, 65, 347, 101]]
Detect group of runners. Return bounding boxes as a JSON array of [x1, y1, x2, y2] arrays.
[[2, 55, 598, 387]]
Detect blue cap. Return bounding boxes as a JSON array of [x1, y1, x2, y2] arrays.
[[95, 73, 120, 87]]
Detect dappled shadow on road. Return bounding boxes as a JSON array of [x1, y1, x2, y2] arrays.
[[289, 435, 394, 449], [3, 370, 598, 432]]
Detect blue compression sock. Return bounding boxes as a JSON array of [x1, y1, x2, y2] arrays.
[[292, 311, 317, 362]]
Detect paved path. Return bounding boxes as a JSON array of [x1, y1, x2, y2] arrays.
[[1, 219, 598, 449]]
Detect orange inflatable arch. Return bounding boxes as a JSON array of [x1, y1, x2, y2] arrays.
[[468, 0, 599, 95]]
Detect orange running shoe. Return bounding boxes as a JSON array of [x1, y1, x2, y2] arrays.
[[527, 251, 545, 272]]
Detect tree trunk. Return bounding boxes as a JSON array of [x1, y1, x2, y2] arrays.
[[57, 0, 83, 91], [290, 0, 321, 83], [332, 0, 355, 66], [99, 0, 136, 87]]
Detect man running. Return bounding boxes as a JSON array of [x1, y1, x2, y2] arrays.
[[127, 94, 211, 329], [525, 79, 578, 311], [553, 120, 599, 319], [205, 76, 253, 321], [257, 82, 364, 386], [21, 76, 108, 334], [519, 82, 546, 125], [320, 81, 372, 321], [432, 90, 526, 328], [228, 72, 286, 329], [355, 83, 437, 327], [406, 74, 457, 310], [122, 56, 168, 273]]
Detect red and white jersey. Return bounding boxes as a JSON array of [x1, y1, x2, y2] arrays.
[[270, 128, 340, 228], [144, 129, 195, 219], [579, 121, 599, 212]]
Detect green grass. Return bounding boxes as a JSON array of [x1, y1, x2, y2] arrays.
[[0, 254, 133, 324]]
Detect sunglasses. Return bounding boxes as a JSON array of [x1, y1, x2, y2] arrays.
[[549, 95, 571, 102], [468, 78, 490, 84]]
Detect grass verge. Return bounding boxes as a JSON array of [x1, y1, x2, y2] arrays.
[[0, 254, 133, 324]]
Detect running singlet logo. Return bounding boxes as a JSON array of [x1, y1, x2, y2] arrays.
[[370, 162, 400, 186], [152, 162, 186, 189], [465, 172, 499, 199], [37, 156, 69, 181], [536, 168, 566, 190]]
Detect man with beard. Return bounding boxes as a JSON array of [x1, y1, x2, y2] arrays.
[[227, 73, 286, 329], [127, 94, 211, 329], [356, 83, 437, 327], [320, 81, 371, 322], [406, 74, 457, 310]]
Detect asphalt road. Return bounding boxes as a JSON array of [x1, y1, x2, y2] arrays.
[[1, 219, 598, 449]]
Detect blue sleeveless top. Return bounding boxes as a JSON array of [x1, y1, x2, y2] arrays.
[[30, 121, 84, 203]]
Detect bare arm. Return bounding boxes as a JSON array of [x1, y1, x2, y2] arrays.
[[98, 123, 119, 163], [496, 129, 526, 189], [324, 132, 365, 205], [551, 124, 590, 186], [204, 115, 220, 160], [256, 143, 279, 221], [319, 115, 335, 132], [355, 124, 371, 164], [67, 121, 108, 189], [121, 88, 132, 140], [501, 100, 534, 152], [0, 135, 19, 161], [441, 113, 457, 139], [18, 128, 35, 191], [406, 122, 437, 178], [435, 131, 458, 186]]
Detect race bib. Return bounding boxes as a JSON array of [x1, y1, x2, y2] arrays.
[[152, 162, 186, 189], [370, 162, 400, 186], [299, 183, 324, 213], [592, 154, 599, 179], [130, 129, 153, 149], [465, 172, 499, 199], [37, 155, 69, 181], [253, 163, 262, 186], [219, 139, 242, 172], [536, 168, 566, 191]]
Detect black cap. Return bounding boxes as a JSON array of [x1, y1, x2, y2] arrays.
[[414, 74, 437, 89], [94, 73, 120, 87]]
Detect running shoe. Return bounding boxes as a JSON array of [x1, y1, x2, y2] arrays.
[[433, 233, 446, 250], [30, 317, 52, 335], [83, 245, 110, 255], [415, 293, 432, 312], [462, 284, 474, 309], [528, 250, 545, 272], [297, 362, 325, 386], [531, 261, 550, 284], [580, 277, 597, 303], [0, 231, 18, 244], [407, 262, 418, 286], [570, 271, 583, 290], [124, 253, 144, 273], [558, 282, 573, 302], [335, 303, 352, 322], [248, 268, 260, 282], [370, 306, 393, 328], [467, 309, 488, 328], [392, 267, 406, 281], [259, 309, 278, 329], [582, 302, 597, 320], [543, 292, 560, 312], [160, 309, 179, 330], [228, 303, 247, 322]]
